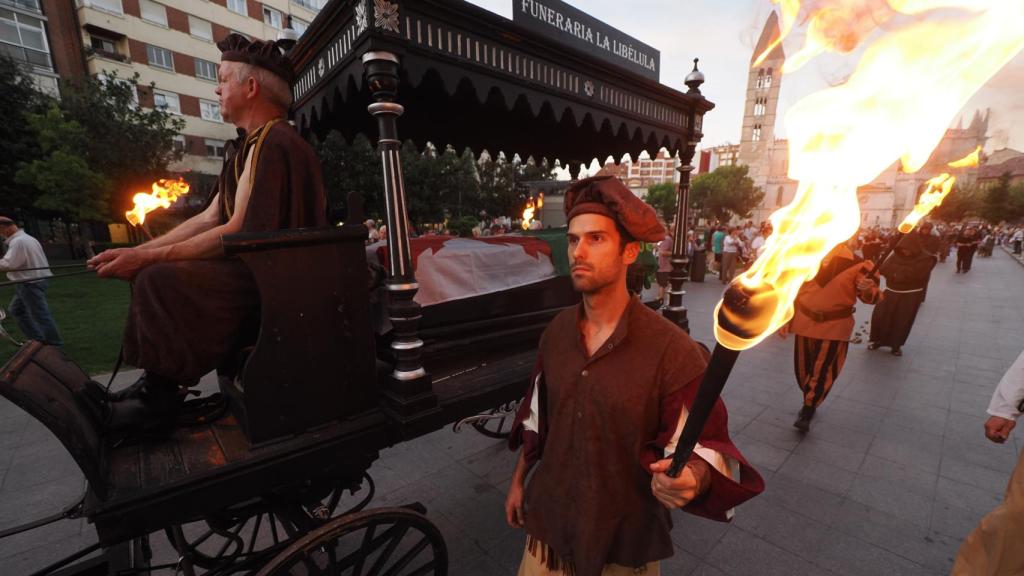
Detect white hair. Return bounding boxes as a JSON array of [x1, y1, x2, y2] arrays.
[[233, 62, 293, 110]]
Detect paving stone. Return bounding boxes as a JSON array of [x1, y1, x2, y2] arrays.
[[732, 436, 791, 473], [929, 500, 984, 541], [705, 528, 834, 576], [775, 453, 856, 496], [831, 499, 958, 574], [737, 418, 804, 452], [670, 509, 732, 559], [846, 473, 935, 528], [791, 437, 867, 473]]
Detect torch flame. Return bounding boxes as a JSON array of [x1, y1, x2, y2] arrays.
[[126, 178, 190, 226], [718, 1, 1024, 351], [897, 146, 982, 233], [521, 193, 544, 230]]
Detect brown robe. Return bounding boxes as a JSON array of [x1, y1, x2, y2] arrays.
[[122, 120, 326, 382], [509, 298, 764, 576]]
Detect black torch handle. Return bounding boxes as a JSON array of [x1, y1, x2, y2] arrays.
[[666, 343, 741, 478]]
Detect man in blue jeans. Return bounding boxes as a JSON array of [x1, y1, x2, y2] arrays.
[[0, 217, 62, 347]]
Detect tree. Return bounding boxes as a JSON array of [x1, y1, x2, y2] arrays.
[[16, 105, 109, 222], [981, 173, 1013, 224], [316, 131, 383, 221], [0, 55, 49, 212], [477, 152, 519, 219], [57, 73, 184, 220], [690, 165, 764, 222], [644, 182, 677, 222], [932, 182, 982, 223]]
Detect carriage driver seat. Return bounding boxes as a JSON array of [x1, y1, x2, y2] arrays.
[[218, 193, 379, 445]]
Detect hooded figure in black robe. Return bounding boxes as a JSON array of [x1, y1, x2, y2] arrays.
[[89, 34, 326, 431], [868, 233, 935, 355]]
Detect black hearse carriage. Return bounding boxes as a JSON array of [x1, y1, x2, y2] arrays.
[[0, 0, 711, 573]]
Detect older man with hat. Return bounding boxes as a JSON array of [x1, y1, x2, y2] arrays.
[[505, 176, 763, 576], [87, 34, 326, 432]]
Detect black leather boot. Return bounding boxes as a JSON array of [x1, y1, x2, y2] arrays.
[[105, 375, 185, 433], [793, 405, 815, 432]]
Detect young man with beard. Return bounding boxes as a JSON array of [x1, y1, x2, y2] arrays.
[[505, 176, 763, 576]]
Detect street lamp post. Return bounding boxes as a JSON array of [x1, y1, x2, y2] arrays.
[[662, 59, 708, 334]]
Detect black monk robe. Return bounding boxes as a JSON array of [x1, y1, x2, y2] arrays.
[[122, 120, 326, 382]]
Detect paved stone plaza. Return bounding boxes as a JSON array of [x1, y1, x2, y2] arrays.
[[1, 248, 1022, 574]]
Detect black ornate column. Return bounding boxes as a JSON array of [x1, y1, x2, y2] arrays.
[[662, 59, 708, 333], [362, 51, 438, 421]]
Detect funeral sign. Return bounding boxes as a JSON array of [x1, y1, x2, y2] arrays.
[[513, 0, 660, 81]]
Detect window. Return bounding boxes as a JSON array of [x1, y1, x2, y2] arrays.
[[139, 0, 167, 26], [291, 0, 324, 10], [194, 58, 217, 81], [205, 138, 226, 158], [776, 186, 784, 207], [89, 34, 116, 53], [753, 98, 766, 117], [153, 89, 180, 114], [0, 8, 51, 69], [291, 17, 309, 34], [85, 0, 123, 15], [4, 0, 41, 12], [752, 125, 762, 142], [227, 0, 246, 16], [188, 15, 212, 41], [200, 99, 222, 122], [263, 6, 282, 28], [172, 134, 185, 153], [764, 69, 773, 88], [146, 44, 173, 70], [755, 69, 764, 89]]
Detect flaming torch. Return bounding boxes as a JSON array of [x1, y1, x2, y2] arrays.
[[125, 178, 191, 239], [521, 193, 544, 230], [668, 0, 1023, 477]]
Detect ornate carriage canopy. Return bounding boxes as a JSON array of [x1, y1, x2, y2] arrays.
[[289, 0, 714, 169]]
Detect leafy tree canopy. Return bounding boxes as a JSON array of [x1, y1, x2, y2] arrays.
[[690, 164, 764, 222]]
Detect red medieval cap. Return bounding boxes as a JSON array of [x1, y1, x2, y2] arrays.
[[564, 176, 665, 242], [217, 33, 295, 84]]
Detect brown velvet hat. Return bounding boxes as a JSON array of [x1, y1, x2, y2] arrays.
[[564, 175, 666, 242], [217, 33, 295, 84]]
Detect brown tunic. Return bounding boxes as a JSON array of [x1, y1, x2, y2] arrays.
[[512, 298, 764, 576], [122, 120, 326, 382]]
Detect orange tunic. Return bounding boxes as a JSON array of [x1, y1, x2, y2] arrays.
[[790, 247, 880, 342]]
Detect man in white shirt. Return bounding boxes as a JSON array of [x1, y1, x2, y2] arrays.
[[0, 217, 62, 347], [951, 348, 1024, 575]]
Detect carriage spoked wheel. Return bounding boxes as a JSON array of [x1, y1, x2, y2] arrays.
[[451, 399, 520, 440], [256, 505, 447, 576], [470, 406, 516, 439], [165, 474, 376, 573]]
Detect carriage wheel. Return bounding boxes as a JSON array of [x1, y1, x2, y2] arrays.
[[256, 506, 447, 576], [471, 407, 515, 439], [164, 475, 374, 572]]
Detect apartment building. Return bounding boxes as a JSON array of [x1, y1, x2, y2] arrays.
[[597, 149, 681, 194], [1, 0, 87, 95], [73, 0, 325, 179]]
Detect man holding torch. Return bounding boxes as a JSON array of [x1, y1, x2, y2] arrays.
[[87, 34, 326, 432], [505, 176, 763, 576]]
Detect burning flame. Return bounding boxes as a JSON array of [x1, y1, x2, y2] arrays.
[[718, 1, 1024, 351], [897, 146, 981, 233], [521, 193, 544, 230], [125, 178, 190, 226]]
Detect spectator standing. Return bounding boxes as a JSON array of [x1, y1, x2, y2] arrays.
[[0, 217, 62, 347], [711, 226, 725, 274], [720, 228, 741, 284], [1012, 228, 1023, 255]]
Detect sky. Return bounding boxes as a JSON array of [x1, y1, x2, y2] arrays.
[[465, 0, 1024, 156]]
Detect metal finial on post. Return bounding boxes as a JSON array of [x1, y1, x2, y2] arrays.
[[685, 58, 705, 94], [663, 58, 709, 333]]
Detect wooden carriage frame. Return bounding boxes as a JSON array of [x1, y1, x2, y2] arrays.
[[0, 1, 713, 574]]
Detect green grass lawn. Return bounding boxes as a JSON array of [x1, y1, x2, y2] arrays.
[[0, 262, 131, 376]]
